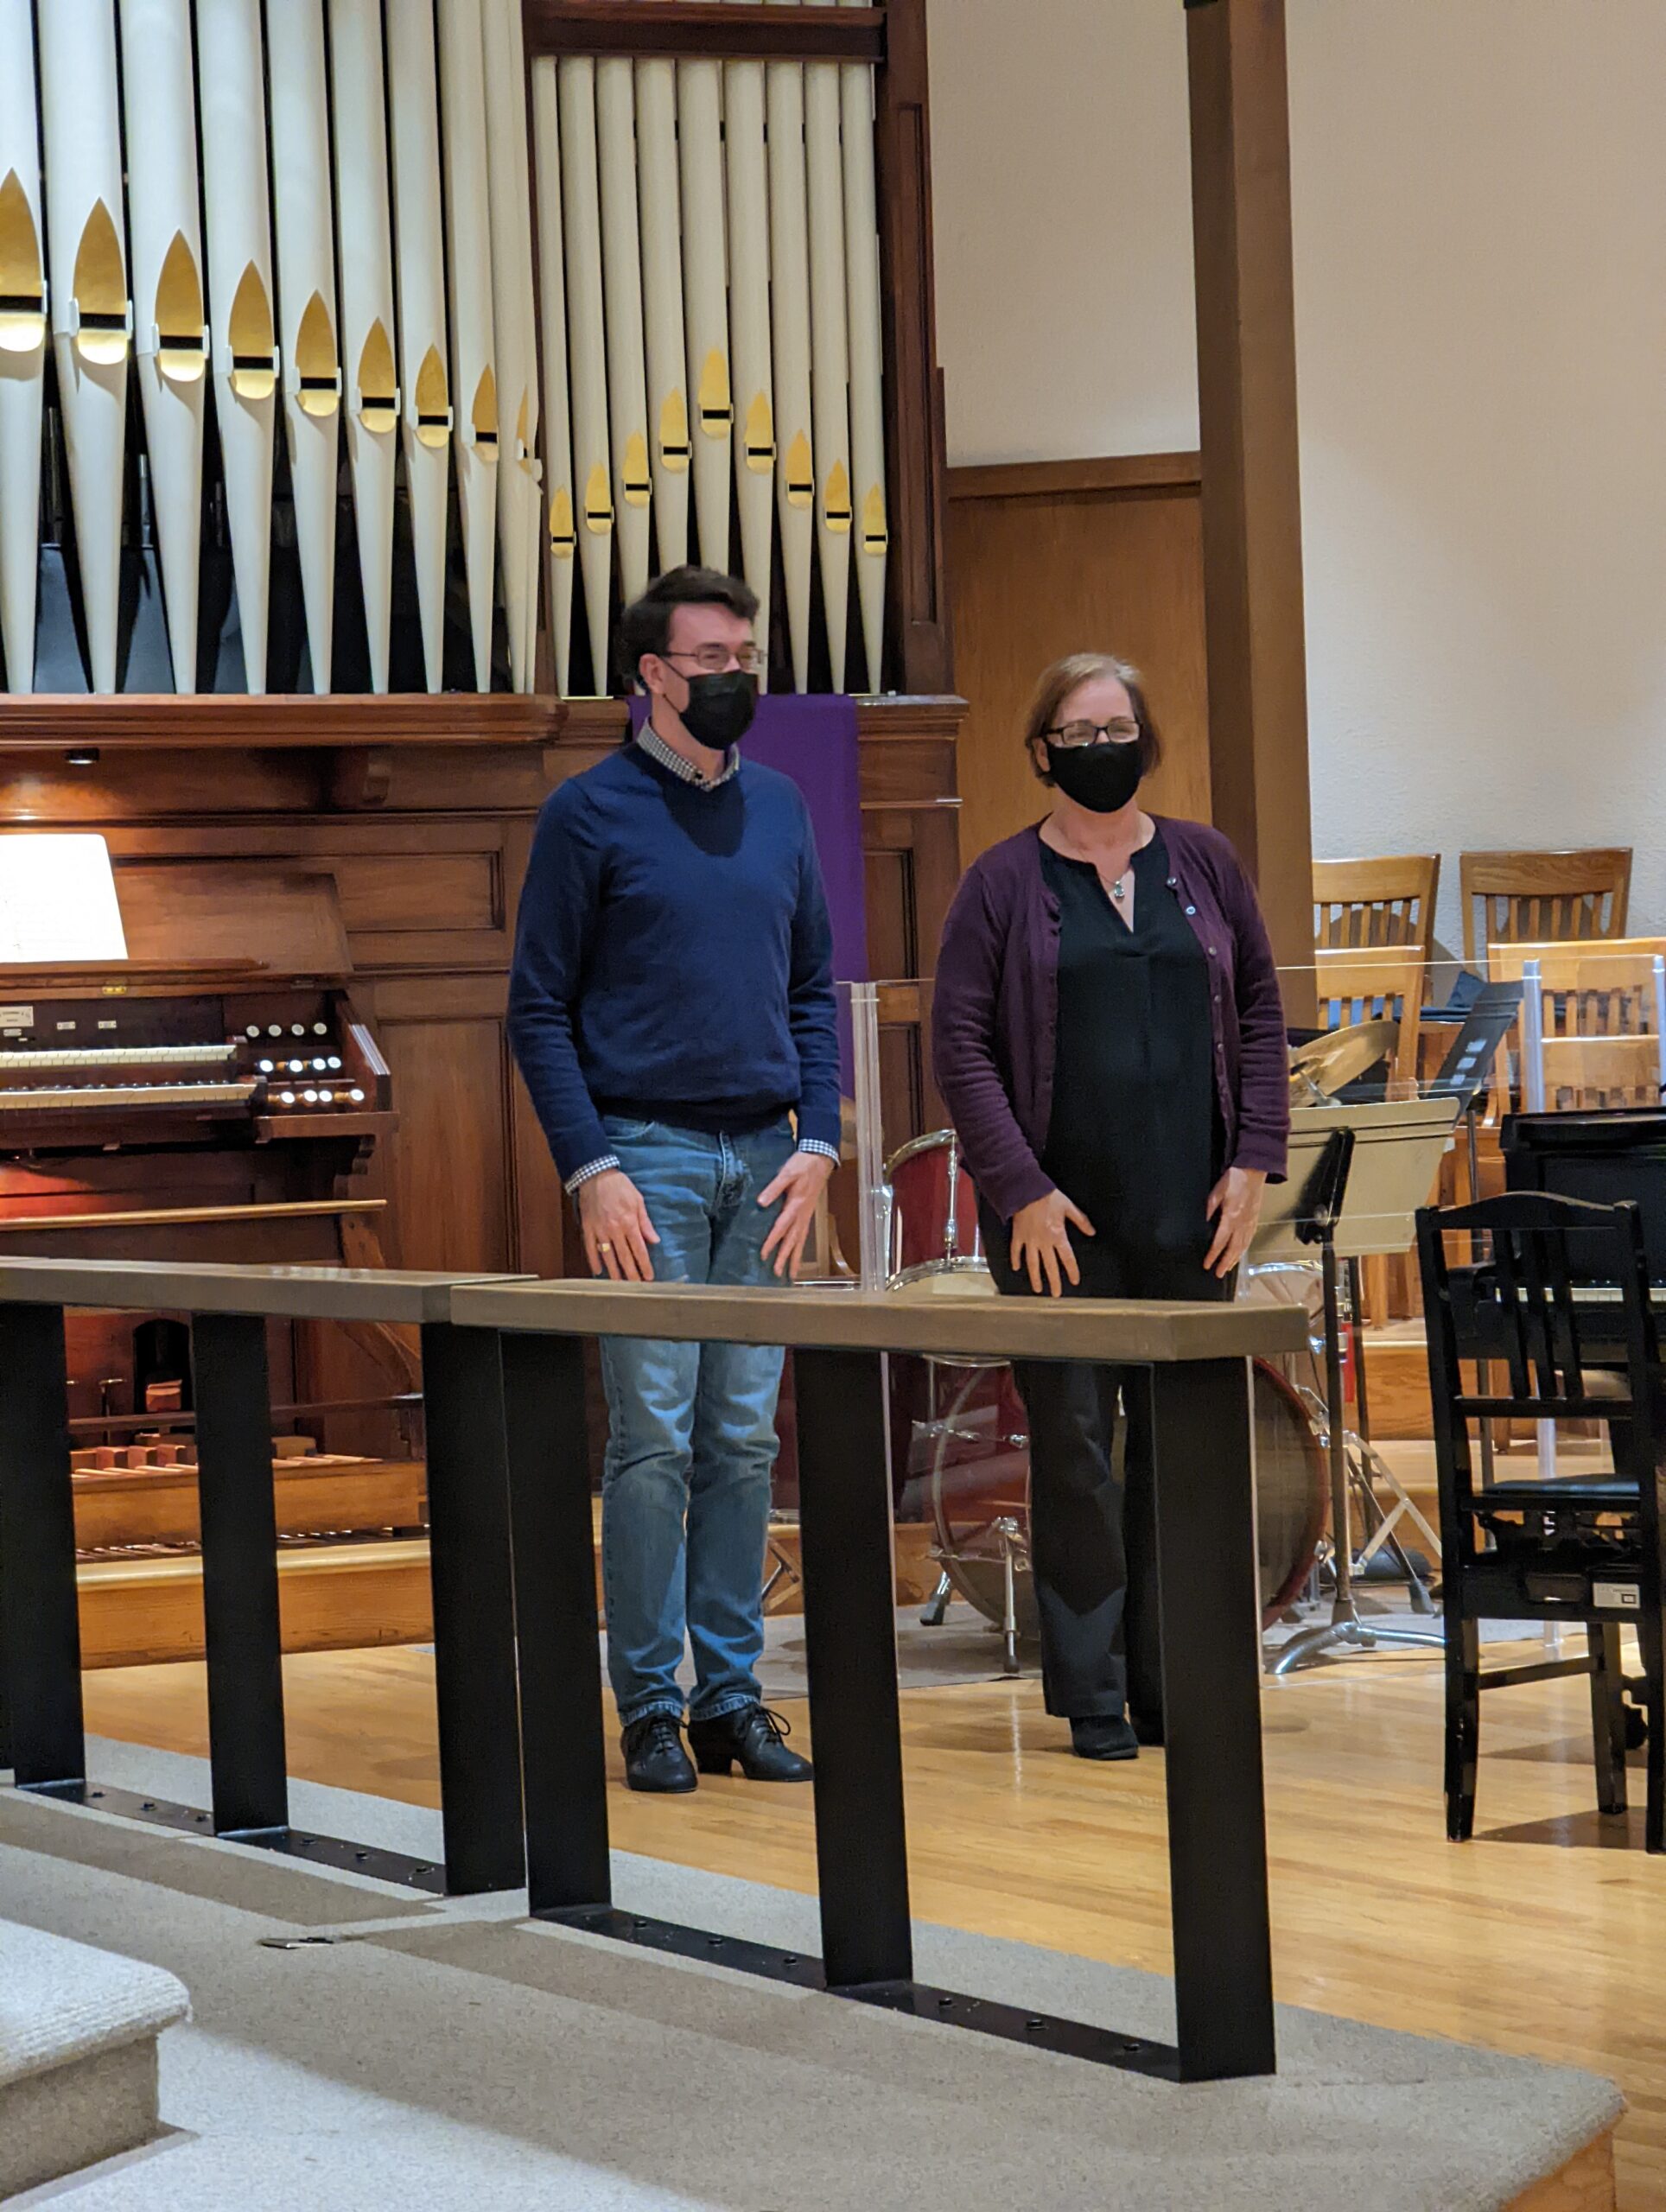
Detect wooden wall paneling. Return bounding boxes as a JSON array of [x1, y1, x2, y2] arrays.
[[944, 457, 1209, 864]]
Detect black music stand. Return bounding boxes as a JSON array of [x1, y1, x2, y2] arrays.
[[1258, 1109, 1456, 1673]]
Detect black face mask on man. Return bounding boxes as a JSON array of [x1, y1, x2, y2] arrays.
[[1045, 736, 1143, 815], [678, 669, 758, 751]]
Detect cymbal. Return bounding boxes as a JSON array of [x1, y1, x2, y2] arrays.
[[1289, 1018, 1399, 1104]]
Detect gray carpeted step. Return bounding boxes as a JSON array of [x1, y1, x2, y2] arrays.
[[0, 1919, 190, 2200]]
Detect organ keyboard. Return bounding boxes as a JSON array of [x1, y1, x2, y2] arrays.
[[0, 865, 397, 1274]]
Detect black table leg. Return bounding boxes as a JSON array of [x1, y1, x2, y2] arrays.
[[794, 1347, 913, 1990], [0, 1303, 83, 1790], [420, 1321, 525, 1897], [503, 1329, 611, 1917], [191, 1312, 288, 1837], [1148, 1355, 1276, 2081]]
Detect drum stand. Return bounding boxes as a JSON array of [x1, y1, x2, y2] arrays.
[[1271, 1129, 1444, 1675]]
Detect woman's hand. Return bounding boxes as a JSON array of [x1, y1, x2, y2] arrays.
[[1010, 1189, 1095, 1298], [1205, 1166, 1267, 1278]]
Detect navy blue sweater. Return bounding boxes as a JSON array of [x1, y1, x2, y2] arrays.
[[506, 742, 843, 1184]]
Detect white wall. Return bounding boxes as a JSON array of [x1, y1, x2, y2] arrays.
[[931, 0, 1666, 950]]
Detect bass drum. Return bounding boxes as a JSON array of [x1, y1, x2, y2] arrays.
[[900, 1351, 1328, 1636]]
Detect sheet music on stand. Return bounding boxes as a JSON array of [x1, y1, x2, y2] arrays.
[[0, 835, 128, 966]]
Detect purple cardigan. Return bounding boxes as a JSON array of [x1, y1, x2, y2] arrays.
[[932, 818, 1290, 1223]]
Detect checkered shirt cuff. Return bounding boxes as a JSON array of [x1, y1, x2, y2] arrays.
[[564, 1154, 621, 1196]]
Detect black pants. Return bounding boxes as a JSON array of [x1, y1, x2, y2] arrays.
[[983, 1212, 1232, 1722]]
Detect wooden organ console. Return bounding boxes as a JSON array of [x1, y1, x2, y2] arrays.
[[0, 0, 963, 1669]]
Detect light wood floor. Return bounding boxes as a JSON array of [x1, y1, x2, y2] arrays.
[[83, 1643, 1663, 2208]]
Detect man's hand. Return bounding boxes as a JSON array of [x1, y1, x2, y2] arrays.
[[1010, 1188, 1095, 1298], [1205, 1166, 1267, 1278], [577, 1169, 659, 1281], [758, 1149, 836, 1281]]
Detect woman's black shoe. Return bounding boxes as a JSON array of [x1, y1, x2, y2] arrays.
[[1070, 1714, 1139, 1761], [621, 1713, 697, 1793], [688, 1704, 813, 1782]]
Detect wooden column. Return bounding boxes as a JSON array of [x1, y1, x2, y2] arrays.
[[875, 0, 953, 694], [1186, 0, 1313, 994]]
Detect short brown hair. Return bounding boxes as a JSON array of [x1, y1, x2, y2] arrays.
[[1023, 652, 1163, 784], [617, 565, 760, 684]]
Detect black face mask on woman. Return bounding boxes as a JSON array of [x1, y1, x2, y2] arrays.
[[1045, 737, 1143, 815], [680, 670, 759, 750]]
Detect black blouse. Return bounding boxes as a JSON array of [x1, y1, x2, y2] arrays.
[[1040, 830, 1218, 1260]]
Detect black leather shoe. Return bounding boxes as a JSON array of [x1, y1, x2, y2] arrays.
[[621, 1713, 696, 1793], [688, 1704, 812, 1782], [1130, 1710, 1166, 1749], [1070, 1714, 1139, 1761]]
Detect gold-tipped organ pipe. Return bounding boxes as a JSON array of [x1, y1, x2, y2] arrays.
[[328, 0, 399, 695], [436, 0, 499, 693], [676, 48, 729, 575], [531, 59, 576, 699], [766, 60, 814, 693], [264, 0, 340, 694], [386, 0, 452, 696], [723, 56, 773, 681], [197, 0, 278, 695], [839, 15, 887, 695], [37, 0, 130, 696], [804, 23, 853, 692], [636, 58, 688, 575], [119, 0, 205, 694], [595, 58, 651, 613], [0, 0, 47, 690], [480, 0, 541, 695], [558, 57, 613, 694]]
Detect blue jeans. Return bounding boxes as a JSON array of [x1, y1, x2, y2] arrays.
[[596, 1115, 795, 1726]]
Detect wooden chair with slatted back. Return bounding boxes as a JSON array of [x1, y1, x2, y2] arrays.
[[1460, 849, 1632, 968], [1313, 947, 1428, 1089], [1487, 939, 1666, 1114], [1313, 855, 1440, 983]]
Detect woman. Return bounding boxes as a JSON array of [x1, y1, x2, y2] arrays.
[[932, 652, 1288, 1760]]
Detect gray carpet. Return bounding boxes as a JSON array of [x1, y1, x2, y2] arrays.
[[0, 1737, 1621, 2210]]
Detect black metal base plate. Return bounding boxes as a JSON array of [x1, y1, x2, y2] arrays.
[[22, 1781, 451, 1894], [538, 1905, 1180, 2077]]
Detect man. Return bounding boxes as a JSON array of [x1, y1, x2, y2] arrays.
[[506, 567, 839, 1794]]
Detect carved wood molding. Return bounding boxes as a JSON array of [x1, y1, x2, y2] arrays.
[[0, 696, 564, 753]]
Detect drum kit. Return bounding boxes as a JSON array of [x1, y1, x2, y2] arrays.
[[890, 1017, 1438, 1674]]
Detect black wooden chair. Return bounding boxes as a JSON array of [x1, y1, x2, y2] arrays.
[[1415, 1191, 1666, 1849]]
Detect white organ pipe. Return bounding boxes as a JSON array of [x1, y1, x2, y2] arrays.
[[595, 58, 651, 612], [558, 58, 613, 694], [676, 46, 729, 574], [531, 60, 575, 698], [723, 55, 774, 681], [481, 0, 540, 694], [328, 0, 399, 695], [804, 22, 853, 692], [436, 0, 498, 692], [265, 0, 340, 694], [386, 0, 452, 695], [37, 0, 130, 696], [840, 8, 887, 694], [766, 61, 814, 693], [197, 0, 279, 695], [0, 0, 47, 690], [636, 58, 688, 574], [119, 0, 205, 694]]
